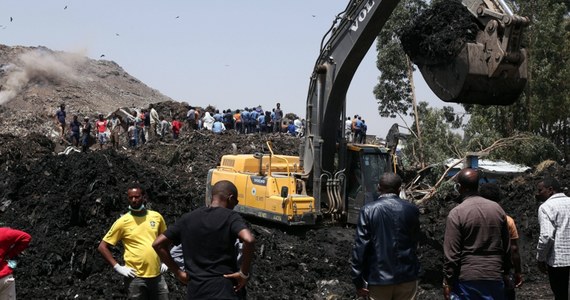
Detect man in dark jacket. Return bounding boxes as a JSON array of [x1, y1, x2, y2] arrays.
[[351, 173, 421, 300]]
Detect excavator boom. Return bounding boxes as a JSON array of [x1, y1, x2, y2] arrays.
[[301, 0, 528, 219], [207, 0, 529, 226]]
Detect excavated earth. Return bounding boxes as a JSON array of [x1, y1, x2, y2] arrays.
[[0, 44, 553, 299], [0, 124, 555, 300]]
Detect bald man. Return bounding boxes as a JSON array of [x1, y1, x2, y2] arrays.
[[351, 173, 421, 300], [443, 169, 511, 300], [153, 180, 255, 300]]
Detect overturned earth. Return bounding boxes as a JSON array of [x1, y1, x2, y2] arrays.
[[0, 125, 555, 299]]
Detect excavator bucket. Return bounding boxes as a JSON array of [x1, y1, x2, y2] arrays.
[[402, 0, 529, 106], [419, 43, 527, 105]]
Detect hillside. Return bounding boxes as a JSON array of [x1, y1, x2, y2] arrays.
[[0, 44, 173, 136]]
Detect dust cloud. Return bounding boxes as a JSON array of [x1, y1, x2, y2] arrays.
[[0, 49, 86, 105]]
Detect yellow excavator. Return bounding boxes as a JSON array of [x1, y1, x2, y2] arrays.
[[207, 0, 528, 225]]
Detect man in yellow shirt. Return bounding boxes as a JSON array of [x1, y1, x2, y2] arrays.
[[98, 183, 169, 299]]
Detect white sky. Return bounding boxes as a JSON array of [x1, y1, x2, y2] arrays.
[[1, 0, 460, 138]]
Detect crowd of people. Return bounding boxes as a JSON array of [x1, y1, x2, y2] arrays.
[[345, 114, 368, 144], [185, 102, 304, 137], [55, 102, 307, 152]]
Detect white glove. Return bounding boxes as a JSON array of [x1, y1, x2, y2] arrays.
[[160, 263, 168, 273], [7, 260, 17, 269], [113, 264, 136, 278]]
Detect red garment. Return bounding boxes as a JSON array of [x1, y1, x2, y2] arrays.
[[96, 120, 108, 133], [172, 120, 182, 134], [0, 227, 31, 278]]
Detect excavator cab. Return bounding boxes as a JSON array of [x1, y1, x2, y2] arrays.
[[344, 145, 392, 224], [414, 0, 529, 105]]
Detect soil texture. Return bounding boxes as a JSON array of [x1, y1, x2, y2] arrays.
[[0, 125, 555, 299]]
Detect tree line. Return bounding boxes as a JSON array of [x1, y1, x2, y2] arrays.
[[374, 0, 570, 167]]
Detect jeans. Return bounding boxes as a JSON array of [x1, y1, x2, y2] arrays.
[[125, 275, 169, 300], [451, 280, 505, 300], [71, 131, 80, 146]]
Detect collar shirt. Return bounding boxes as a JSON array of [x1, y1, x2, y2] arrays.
[[443, 196, 510, 283], [537, 193, 570, 267]]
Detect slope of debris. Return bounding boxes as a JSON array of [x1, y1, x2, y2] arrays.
[[0, 44, 173, 136]]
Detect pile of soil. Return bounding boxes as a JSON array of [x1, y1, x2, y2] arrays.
[[0, 123, 554, 299], [400, 0, 479, 66]]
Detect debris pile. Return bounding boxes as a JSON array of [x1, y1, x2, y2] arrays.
[[400, 0, 479, 65]]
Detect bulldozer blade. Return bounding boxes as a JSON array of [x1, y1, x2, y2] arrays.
[[418, 43, 527, 106]]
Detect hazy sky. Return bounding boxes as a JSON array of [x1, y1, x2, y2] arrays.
[[1, 0, 457, 138]]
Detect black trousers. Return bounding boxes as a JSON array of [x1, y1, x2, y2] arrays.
[[548, 265, 570, 300]]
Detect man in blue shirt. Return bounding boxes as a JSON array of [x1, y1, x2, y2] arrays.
[[354, 117, 363, 143], [55, 103, 67, 145], [240, 108, 250, 134], [69, 115, 81, 147], [287, 121, 296, 136], [249, 109, 258, 133], [212, 121, 226, 134], [258, 114, 266, 133]]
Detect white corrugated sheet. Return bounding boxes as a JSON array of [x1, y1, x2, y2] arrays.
[[445, 158, 530, 174]]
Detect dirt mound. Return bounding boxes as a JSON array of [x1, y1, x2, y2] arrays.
[[400, 0, 479, 65], [0, 128, 310, 299], [0, 127, 553, 299], [0, 44, 173, 137]]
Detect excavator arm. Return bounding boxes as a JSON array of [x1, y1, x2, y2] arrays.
[[301, 0, 528, 215]]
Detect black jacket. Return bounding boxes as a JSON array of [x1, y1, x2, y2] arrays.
[[351, 194, 421, 287]]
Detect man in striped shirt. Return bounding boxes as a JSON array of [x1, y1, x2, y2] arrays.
[[536, 177, 570, 300]]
